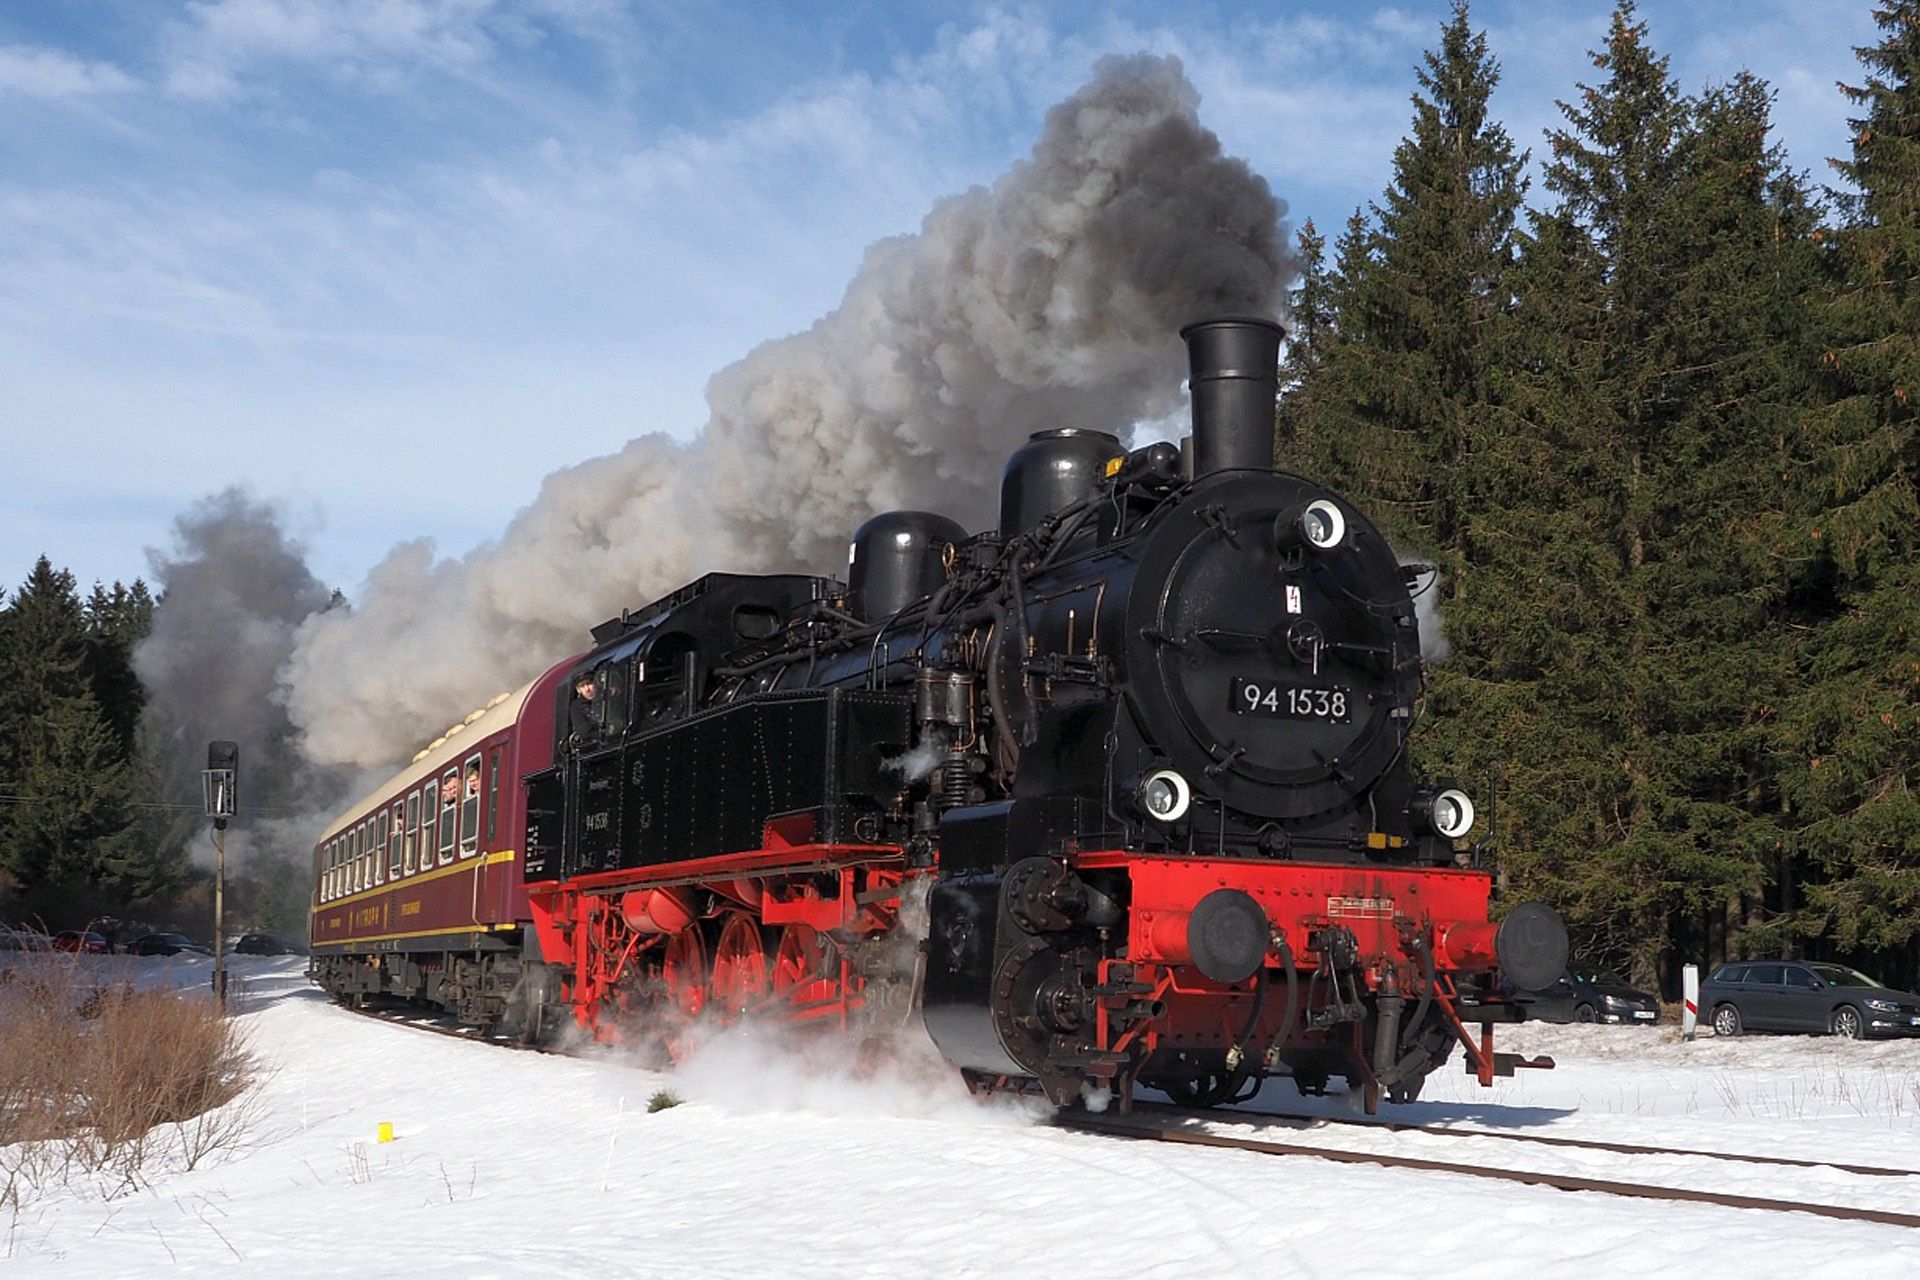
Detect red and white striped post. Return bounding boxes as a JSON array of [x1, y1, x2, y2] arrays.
[[1682, 963, 1699, 1040]]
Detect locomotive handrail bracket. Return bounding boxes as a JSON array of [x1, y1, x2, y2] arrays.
[[554, 842, 905, 897]]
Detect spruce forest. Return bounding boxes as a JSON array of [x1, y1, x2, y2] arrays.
[[2, 1, 1915, 994], [1284, 0, 1920, 991]]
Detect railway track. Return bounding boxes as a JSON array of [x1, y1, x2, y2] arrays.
[[1056, 1106, 1920, 1230], [331, 996, 559, 1054], [1127, 1099, 1920, 1179], [333, 996, 1920, 1230]]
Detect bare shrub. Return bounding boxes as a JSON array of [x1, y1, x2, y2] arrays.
[[0, 957, 257, 1200]]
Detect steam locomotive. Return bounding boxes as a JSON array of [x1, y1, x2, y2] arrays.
[[310, 316, 1565, 1112]]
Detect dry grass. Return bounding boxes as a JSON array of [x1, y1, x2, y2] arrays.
[[0, 959, 258, 1205]]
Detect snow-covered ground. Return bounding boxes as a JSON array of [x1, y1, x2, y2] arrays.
[[6, 955, 1920, 1278]]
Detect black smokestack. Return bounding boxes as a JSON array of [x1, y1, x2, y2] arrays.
[[1181, 316, 1284, 477]]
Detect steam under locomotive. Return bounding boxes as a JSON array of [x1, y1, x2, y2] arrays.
[[311, 316, 1566, 1112]]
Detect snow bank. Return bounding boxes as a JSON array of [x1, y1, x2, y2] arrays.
[[3, 960, 1917, 1277]]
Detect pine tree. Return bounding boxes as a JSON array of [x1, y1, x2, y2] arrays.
[[1774, 1, 1920, 980], [0, 558, 143, 916], [1286, 1, 1528, 576], [1276, 219, 1341, 461], [84, 579, 154, 760], [1281, 219, 1337, 386], [1484, 5, 1821, 985]]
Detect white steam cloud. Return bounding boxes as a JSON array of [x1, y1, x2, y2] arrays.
[[285, 54, 1292, 770]]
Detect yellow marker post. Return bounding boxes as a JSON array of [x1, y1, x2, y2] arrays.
[[377, 1122, 395, 1144]]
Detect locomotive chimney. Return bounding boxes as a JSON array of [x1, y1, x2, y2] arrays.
[[1181, 316, 1284, 477]]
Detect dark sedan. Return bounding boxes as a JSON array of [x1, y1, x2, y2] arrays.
[[1702, 961, 1920, 1039], [1524, 968, 1661, 1025], [126, 932, 213, 957], [233, 933, 304, 956]]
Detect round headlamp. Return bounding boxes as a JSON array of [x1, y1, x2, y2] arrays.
[[1426, 787, 1476, 840], [1137, 769, 1192, 823], [1277, 499, 1348, 553]]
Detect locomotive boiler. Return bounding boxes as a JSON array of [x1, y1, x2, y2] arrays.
[[312, 315, 1565, 1113]]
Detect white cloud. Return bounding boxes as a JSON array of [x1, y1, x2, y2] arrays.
[[164, 0, 503, 98], [0, 44, 139, 98]]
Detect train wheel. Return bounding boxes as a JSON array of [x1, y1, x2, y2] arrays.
[[772, 924, 834, 1012], [711, 913, 771, 1019], [662, 926, 709, 1022]]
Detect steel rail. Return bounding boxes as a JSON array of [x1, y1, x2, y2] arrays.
[[1127, 1100, 1920, 1180], [1057, 1110, 1920, 1231]]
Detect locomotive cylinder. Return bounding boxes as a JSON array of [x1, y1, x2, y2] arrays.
[[1181, 316, 1284, 477]]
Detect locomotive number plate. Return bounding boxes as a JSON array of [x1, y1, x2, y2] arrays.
[[1232, 678, 1351, 722]]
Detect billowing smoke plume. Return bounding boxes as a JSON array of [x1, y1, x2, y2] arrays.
[[286, 54, 1293, 769], [136, 491, 357, 865]]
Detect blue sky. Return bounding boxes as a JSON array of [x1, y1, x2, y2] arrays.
[[0, 1, 1884, 597]]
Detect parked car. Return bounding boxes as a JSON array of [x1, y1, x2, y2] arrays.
[[125, 932, 213, 957], [1701, 961, 1920, 1039], [1523, 968, 1661, 1025], [0, 925, 54, 951], [233, 933, 304, 956], [52, 930, 111, 954]]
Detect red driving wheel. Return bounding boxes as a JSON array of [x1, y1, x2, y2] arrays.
[[662, 925, 709, 1021], [711, 913, 771, 1018], [772, 923, 834, 1010]]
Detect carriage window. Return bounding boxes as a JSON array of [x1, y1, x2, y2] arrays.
[[404, 790, 420, 875], [347, 826, 360, 893], [357, 822, 369, 891], [439, 769, 458, 864], [420, 789, 436, 872], [485, 746, 503, 845], [460, 755, 481, 856], [322, 842, 332, 900], [373, 811, 388, 885], [387, 806, 402, 879]]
